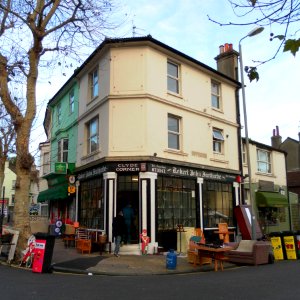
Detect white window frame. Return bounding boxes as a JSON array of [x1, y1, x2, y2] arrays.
[[57, 103, 62, 124], [69, 89, 74, 114], [257, 149, 272, 174], [87, 117, 99, 154], [58, 138, 69, 162], [43, 152, 50, 175], [168, 114, 181, 150], [90, 68, 99, 99], [213, 128, 224, 154], [211, 80, 221, 109], [242, 143, 247, 164], [167, 61, 180, 94]]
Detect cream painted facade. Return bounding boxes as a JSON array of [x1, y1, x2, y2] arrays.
[[242, 139, 290, 234], [76, 41, 240, 171], [73, 37, 242, 252]]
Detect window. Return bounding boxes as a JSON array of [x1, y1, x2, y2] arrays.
[[57, 103, 62, 124], [211, 80, 221, 109], [69, 89, 74, 114], [242, 143, 247, 164], [257, 149, 271, 173], [43, 152, 50, 175], [87, 117, 99, 153], [168, 114, 181, 150], [90, 69, 99, 99], [167, 61, 179, 94], [57, 138, 68, 162], [12, 180, 16, 190], [213, 128, 224, 153]]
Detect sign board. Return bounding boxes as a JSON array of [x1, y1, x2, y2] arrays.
[[68, 185, 76, 194], [55, 162, 67, 174]]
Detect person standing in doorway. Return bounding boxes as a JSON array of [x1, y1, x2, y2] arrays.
[[122, 203, 134, 244], [112, 211, 125, 257]]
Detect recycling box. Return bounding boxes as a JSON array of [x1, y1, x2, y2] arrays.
[[32, 233, 55, 273], [269, 232, 284, 260]]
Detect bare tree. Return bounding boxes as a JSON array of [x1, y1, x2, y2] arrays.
[[0, 104, 15, 193], [0, 0, 119, 259], [209, 0, 300, 81]]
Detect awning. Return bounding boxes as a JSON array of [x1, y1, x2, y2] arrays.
[[256, 191, 288, 207], [37, 184, 69, 203]]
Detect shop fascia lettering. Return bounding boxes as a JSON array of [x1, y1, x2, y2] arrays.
[[78, 166, 108, 180], [115, 163, 140, 172]]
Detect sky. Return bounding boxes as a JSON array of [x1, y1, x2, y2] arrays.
[[33, 0, 299, 159]]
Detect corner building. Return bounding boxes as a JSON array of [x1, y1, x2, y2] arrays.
[[68, 36, 242, 253]]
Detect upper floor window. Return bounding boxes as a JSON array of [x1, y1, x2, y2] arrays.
[[167, 61, 179, 94], [58, 138, 69, 162], [168, 114, 181, 150], [242, 143, 247, 164], [90, 68, 99, 99], [43, 152, 50, 175], [213, 128, 224, 153], [69, 89, 75, 114], [12, 180, 16, 190], [211, 80, 221, 109], [87, 117, 99, 153], [257, 149, 271, 173], [57, 103, 62, 124]]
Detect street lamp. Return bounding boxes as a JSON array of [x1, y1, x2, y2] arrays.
[[239, 27, 264, 240]]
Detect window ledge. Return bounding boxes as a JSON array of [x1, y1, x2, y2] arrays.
[[87, 95, 99, 106], [211, 107, 224, 114], [164, 149, 188, 156], [167, 91, 183, 99], [81, 149, 101, 163], [255, 171, 275, 178]]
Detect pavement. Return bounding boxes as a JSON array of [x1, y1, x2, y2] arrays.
[[49, 238, 239, 276]]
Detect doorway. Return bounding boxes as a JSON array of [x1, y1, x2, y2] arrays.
[[117, 174, 139, 244]]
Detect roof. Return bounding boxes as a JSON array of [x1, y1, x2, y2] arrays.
[[241, 137, 287, 155]]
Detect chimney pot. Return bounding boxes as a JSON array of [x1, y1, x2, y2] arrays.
[[229, 43, 233, 51], [219, 45, 224, 54], [224, 43, 229, 52]]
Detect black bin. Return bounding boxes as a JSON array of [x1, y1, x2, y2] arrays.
[[32, 233, 55, 273]]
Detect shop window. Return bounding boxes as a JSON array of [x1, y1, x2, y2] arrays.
[[157, 177, 196, 230], [80, 178, 104, 229], [202, 181, 233, 228]]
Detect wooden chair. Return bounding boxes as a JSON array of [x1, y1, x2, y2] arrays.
[[75, 228, 92, 254], [216, 223, 234, 244], [187, 228, 212, 267]]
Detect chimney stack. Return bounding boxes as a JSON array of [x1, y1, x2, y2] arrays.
[[271, 126, 282, 149], [215, 43, 239, 80]]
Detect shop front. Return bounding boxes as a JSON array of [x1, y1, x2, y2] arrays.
[[76, 161, 240, 253]]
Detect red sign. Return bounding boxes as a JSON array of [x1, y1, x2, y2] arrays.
[[0, 198, 8, 204], [32, 240, 46, 273]]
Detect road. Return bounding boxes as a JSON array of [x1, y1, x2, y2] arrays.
[[1, 261, 299, 300]]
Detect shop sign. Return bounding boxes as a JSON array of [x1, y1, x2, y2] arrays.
[[55, 162, 67, 174], [149, 163, 236, 182], [77, 166, 108, 180]]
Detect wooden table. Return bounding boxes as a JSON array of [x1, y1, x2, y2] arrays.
[[196, 244, 233, 271]]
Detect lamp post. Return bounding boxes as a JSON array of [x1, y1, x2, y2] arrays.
[[239, 27, 264, 240]]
